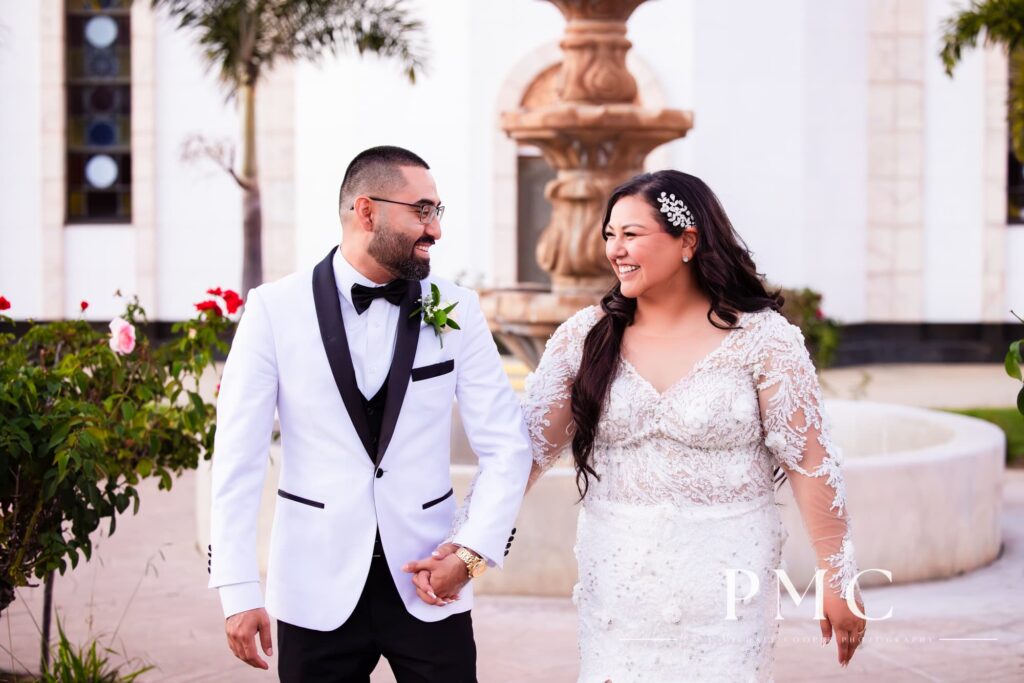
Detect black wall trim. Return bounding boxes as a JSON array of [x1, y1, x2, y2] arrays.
[[4, 320, 1020, 366], [830, 322, 1022, 366]]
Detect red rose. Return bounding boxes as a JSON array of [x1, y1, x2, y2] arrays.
[[207, 287, 223, 297], [0, 296, 9, 311], [195, 300, 224, 317], [222, 289, 244, 314], [80, 300, 89, 312]]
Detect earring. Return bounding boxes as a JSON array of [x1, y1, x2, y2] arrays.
[[683, 256, 691, 263]]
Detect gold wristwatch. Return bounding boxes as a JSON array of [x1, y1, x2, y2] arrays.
[[455, 546, 487, 579]]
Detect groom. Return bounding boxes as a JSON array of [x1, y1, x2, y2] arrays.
[[208, 145, 533, 681]]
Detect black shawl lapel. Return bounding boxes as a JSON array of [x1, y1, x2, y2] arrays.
[[375, 279, 421, 466], [311, 246, 375, 459]]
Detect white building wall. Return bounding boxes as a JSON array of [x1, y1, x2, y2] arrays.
[[0, 0, 1015, 325], [153, 10, 242, 318], [465, 1, 565, 287], [296, 0, 492, 283], [801, 1, 868, 322], [923, 0, 986, 322], [692, 0, 809, 298], [1008, 228, 1024, 314], [629, 1, 698, 176], [0, 0, 44, 316], [64, 226, 136, 319]]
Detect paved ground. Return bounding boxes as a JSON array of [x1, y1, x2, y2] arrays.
[[3, 364, 1021, 682]]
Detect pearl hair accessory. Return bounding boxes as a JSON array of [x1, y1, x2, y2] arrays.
[[656, 191, 696, 229]]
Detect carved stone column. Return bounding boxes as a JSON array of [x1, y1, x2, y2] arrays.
[[501, 0, 692, 294], [483, 0, 693, 367]]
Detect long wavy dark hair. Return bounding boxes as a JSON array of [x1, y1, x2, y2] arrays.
[[571, 170, 784, 499]]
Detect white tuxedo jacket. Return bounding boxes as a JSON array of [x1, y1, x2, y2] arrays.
[[208, 247, 532, 629]]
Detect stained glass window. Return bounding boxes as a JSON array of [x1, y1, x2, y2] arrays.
[[66, 0, 131, 223]]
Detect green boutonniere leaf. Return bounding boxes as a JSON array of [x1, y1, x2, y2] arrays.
[[410, 284, 460, 348]]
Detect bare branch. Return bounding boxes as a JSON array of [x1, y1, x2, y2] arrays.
[[180, 133, 251, 190]]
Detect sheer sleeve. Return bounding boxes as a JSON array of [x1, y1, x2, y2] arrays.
[[523, 306, 599, 488], [754, 313, 858, 599]]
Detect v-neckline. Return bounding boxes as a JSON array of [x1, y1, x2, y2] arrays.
[[619, 312, 748, 398]]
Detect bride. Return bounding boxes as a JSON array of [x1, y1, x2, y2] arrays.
[[524, 170, 866, 681]]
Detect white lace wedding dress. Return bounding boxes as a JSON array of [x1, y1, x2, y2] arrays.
[[524, 306, 858, 683]]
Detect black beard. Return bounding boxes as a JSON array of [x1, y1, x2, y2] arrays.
[[367, 221, 431, 281]]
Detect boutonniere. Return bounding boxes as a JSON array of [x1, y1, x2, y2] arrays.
[[410, 283, 460, 347]]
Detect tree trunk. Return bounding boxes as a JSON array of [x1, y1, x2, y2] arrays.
[[40, 571, 54, 673], [0, 576, 14, 617], [240, 81, 263, 296]]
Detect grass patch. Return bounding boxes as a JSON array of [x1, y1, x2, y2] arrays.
[[942, 407, 1024, 467]]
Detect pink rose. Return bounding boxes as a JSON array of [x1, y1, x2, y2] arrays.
[[108, 317, 136, 355]]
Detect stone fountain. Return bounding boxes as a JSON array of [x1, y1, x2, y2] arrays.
[[481, 0, 693, 368]]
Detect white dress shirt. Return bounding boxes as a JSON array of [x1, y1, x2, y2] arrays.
[[333, 249, 402, 397]]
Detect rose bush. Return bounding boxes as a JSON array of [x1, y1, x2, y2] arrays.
[[0, 289, 242, 616], [1008, 310, 1024, 416], [777, 286, 841, 369]]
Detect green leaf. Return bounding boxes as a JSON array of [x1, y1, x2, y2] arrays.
[[446, 319, 460, 330], [1009, 341, 1023, 380], [435, 311, 447, 326], [1018, 385, 1024, 416], [430, 283, 441, 305], [46, 423, 72, 452], [442, 302, 458, 314]]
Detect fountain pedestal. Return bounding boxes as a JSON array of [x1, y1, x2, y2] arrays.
[[483, 0, 692, 367]]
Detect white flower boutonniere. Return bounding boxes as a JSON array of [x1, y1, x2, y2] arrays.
[[411, 283, 460, 348]]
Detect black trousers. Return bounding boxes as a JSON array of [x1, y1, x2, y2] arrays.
[[277, 534, 477, 683]]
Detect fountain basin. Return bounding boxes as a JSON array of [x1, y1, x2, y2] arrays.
[[195, 400, 1005, 596]]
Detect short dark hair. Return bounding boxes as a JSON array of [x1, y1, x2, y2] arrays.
[[339, 145, 430, 214]]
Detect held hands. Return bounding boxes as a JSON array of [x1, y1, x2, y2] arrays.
[[225, 607, 273, 670], [821, 591, 867, 668], [401, 542, 470, 606]]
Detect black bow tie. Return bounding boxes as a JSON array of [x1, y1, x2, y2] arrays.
[[351, 280, 406, 315]]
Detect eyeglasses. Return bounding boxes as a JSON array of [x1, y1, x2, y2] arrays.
[[359, 196, 445, 224]]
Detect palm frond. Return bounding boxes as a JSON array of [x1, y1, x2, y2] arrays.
[[940, 0, 1024, 75], [939, 1, 1024, 158], [152, 0, 427, 93]]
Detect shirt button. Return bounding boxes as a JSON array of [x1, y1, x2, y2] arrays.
[[376, 468, 384, 479]]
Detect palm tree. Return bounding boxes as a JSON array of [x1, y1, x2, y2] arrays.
[[940, 0, 1024, 160], [154, 0, 427, 294]]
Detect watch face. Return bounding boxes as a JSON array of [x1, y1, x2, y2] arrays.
[[470, 562, 486, 578]]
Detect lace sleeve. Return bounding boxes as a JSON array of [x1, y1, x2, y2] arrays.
[[523, 306, 598, 487], [754, 314, 858, 600]]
